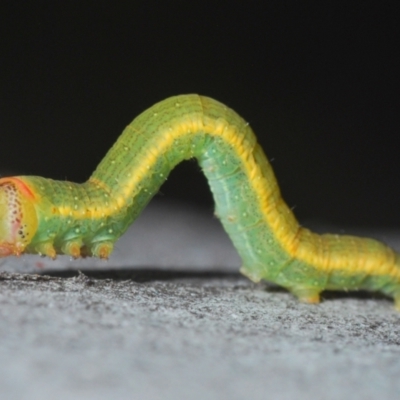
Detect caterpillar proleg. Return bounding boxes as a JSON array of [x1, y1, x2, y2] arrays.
[[1, 95, 400, 308]]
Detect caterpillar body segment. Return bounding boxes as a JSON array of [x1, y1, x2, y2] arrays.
[[1, 94, 400, 308]]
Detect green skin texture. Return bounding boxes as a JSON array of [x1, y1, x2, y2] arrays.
[[15, 95, 400, 305]]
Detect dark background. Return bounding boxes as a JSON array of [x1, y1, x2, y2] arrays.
[[1, 2, 399, 227]]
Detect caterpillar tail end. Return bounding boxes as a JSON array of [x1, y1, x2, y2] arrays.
[[0, 177, 38, 257]]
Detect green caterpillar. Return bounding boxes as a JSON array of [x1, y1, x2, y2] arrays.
[[1, 95, 400, 308]]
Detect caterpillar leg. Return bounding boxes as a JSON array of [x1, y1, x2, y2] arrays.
[[239, 266, 262, 283], [394, 294, 400, 311], [290, 287, 321, 304], [240, 265, 322, 303], [35, 242, 57, 259], [91, 241, 114, 259], [61, 240, 83, 259]]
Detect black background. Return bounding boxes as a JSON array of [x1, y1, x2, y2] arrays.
[[1, 2, 399, 227]]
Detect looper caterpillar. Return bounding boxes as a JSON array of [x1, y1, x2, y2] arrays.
[[1, 95, 400, 308]]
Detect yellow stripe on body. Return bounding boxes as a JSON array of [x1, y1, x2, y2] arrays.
[[56, 107, 400, 280]]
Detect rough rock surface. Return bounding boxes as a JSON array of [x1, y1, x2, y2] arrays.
[[1, 201, 400, 400]]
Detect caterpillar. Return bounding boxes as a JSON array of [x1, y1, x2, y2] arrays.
[[1, 94, 400, 308]]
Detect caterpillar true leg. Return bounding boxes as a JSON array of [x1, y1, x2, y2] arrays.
[[1, 94, 400, 308]]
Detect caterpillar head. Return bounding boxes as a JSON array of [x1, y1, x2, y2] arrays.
[[0, 178, 38, 256]]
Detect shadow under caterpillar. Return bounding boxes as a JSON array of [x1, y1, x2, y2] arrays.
[[1, 94, 400, 308]]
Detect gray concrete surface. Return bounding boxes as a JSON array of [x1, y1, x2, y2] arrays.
[[1, 200, 400, 400]]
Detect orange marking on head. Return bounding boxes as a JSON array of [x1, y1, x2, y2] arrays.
[[0, 177, 36, 200]]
